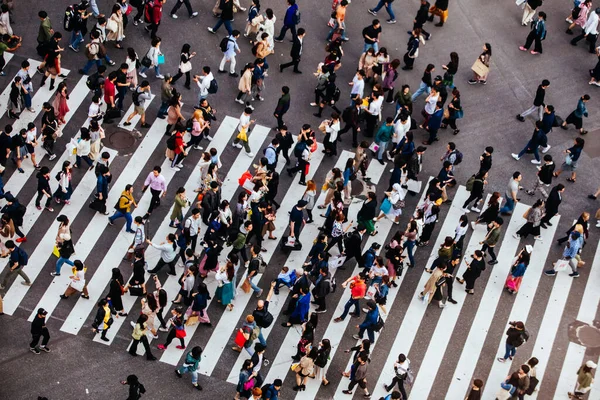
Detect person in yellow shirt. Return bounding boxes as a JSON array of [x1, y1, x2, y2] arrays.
[[108, 184, 137, 233]]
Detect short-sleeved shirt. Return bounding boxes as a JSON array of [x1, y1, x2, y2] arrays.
[[350, 277, 366, 298], [104, 79, 116, 104], [289, 206, 304, 225], [506, 178, 519, 199], [0, 42, 8, 56], [116, 70, 127, 87], [10, 248, 23, 268], [362, 25, 381, 44]]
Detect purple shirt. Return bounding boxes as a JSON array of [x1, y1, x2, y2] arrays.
[[144, 172, 166, 192]]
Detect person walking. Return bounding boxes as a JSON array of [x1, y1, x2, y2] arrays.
[[274, 0, 299, 42], [0, 240, 31, 289], [51, 233, 75, 276], [123, 80, 152, 129], [138, 38, 164, 79], [539, 183, 564, 228], [545, 230, 583, 278], [368, 0, 396, 24], [326, 0, 348, 42], [273, 86, 291, 130], [456, 250, 485, 294], [519, 11, 547, 55], [500, 172, 523, 216], [468, 43, 492, 84], [479, 217, 503, 265], [526, 154, 554, 198], [334, 274, 367, 322], [171, 44, 196, 90], [428, 0, 449, 26], [142, 166, 167, 220], [505, 247, 531, 294], [208, 0, 235, 35], [128, 314, 158, 360], [280, 28, 305, 73], [232, 107, 256, 157], [157, 306, 186, 350], [569, 360, 597, 399], [384, 353, 411, 397], [511, 121, 546, 164], [175, 346, 203, 390], [571, 7, 599, 53], [561, 95, 591, 135], [30, 308, 51, 354], [353, 299, 379, 343], [108, 184, 137, 233], [92, 298, 115, 342], [342, 351, 372, 397], [497, 321, 529, 362], [516, 80, 549, 122], [515, 200, 545, 241], [219, 30, 241, 77], [146, 233, 178, 275], [35, 166, 54, 212], [522, 0, 542, 26], [170, 0, 199, 19], [120, 375, 146, 400]]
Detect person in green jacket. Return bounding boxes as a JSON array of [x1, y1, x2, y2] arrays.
[[175, 346, 203, 390], [169, 187, 189, 228], [375, 117, 394, 164]]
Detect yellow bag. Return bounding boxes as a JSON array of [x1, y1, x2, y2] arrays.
[[236, 128, 247, 142], [52, 246, 60, 258], [291, 363, 300, 372], [322, 182, 329, 191]]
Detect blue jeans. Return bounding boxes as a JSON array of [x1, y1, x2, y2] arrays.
[[81, 59, 103, 74], [177, 365, 199, 384], [372, 0, 396, 20], [56, 257, 75, 274], [109, 211, 133, 231], [363, 42, 379, 54], [358, 325, 375, 342], [340, 297, 360, 319], [24, 92, 32, 108], [212, 18, 233, 35], [411, 81, 430, 102], [517, 141, 540, 161], [157, 100, 169, 118], [326, 21, 346, 41], [377, 141, 388, 160], [500, 197, 516, 215], [89, 0, 100, 16], [139, 65, 161, 76], [70, 31, 83, 50], [503, 343, 516, 360], [249, 275, 261, 293], [405, 240, 416, 266], [257, 328, 267, 346]]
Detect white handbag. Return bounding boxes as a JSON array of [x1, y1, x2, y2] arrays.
[[554, 259, 570, 272], [180, 61, 192, 73], [106, 19, 118, 33], [406, 179, 422, 193], [70, 278, 85, 292]]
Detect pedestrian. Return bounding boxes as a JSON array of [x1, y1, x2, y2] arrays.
[[280, 28, 305, 74], [235, 63, 254, 105], [124, 49, 139, 91], [462, 171, 487, 213], [52, 82, 70, 125], [505, 247, 531, 294], [571, 7, 599, 52], [511, 121, 546, 165], [281, 285, 311, 327], [293, 346, 317, 391], [545, 229, 583, 278], [208, 0, 234, 35], [68, 3, 91, 53], [326, 0, 348, 42], [539, 182, 564, 228], [497, 321, 529, 362], [274, 0, 300, 42], [175, 346, 203, 390], [417, 202, 440, 247], [108, 184, 137, 233], [35, 166, 54, 212], [516, 80, 549, 122], [384, 353, 412, 397], [262, 379, 282, 399], [353, 299, 379, 342], [561, 95, 591, 135], [412, 0, 431, 40], [525, 154, 554, 198], [171, 43, 196, 90], [142, 166, 167, 220], [342, 351, 372, 397], [146, 233, 178, 275], [519, 11, 547, 54], [468, 43, 492, 84], [219, 30, 241, 77], [479, 217, 503, 266], [457, 250, 485, 294], [412, 64, 434, 101], [522, 0, 542, 26], [558, 212, 590, 245], [92, 298, 115, 342], [428, 0, 449, 26], [334, 274, 367, 322], [569, 360, 597, 399], [215, 255, 236, 310], [466, 378, 484, 400], [245, 0, 261, 38], [128, 314, 158, 360], [170, 0, 198, 19], [0, 240, 30, 289], [36, 10, 53, 58], [441, 88, 462, 134], [145, 0, 165, 40], [138, 37, 164, 79], [123, 80, 152, 129], [368, 0, 396, 24], [566, 0, 591, 35], [29, 308, 51, 354], [51, 233, 75, 276], [157, 306, 186, 350], [235, 360, 258, 400], [500, 172, 523, 216], [120, 375, 146, 400], [273, 86, 291, 129], [252, 281, 274, 346], [515, 200, 545, 241]]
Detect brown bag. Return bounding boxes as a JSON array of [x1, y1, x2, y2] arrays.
[[471, 59, 489, 77], [241, 278, 252, 293], [523, 208, 530, 219], [443, 109, 450, 119]]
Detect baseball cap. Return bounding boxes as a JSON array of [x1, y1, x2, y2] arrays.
[[38, 308, 48, 316]]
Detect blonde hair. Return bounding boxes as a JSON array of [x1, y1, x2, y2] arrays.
[[574, 224, 584, 234], [193, 109, 204, 122]]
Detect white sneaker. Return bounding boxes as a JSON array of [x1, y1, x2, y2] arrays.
[[534, 236, 543, 241], [470, 221, 476, 230], [566, 18, 573, 23], [235, 98, 244, 104], [596, 221, 600, 228], [130, 321, 136, 328], [232, 143, 242, 148], [159, 327, 168, 332], [176, 163, 184, 168], [531, 159, 541, 165], [511, 153, 520, 161], [462, 207, 471, 213], [49, 154, 57, 161], [206, 135, 214, 140], [171, 14, 178, 18], [541, 145, 551, 153], [138, 71, 147, 78], [246, 152, 254, 157], [156, 74, 165, 80], [193, 145, 203, 150], [513, 233, 520, 239], [471, 206, 481, 212], [171, 166, 181, 171]]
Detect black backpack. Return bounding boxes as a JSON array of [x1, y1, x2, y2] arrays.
[[219, 37, 232, 52], [86, 72, 101, 91], [132, 89, 141, 106], [185, 118, 194, 131], [207, 79, 218, 94], [114, 195, 128, 213], [63, 4, 78, 32], [166, 134, 177, 150], [16, 203, 27, 219], [373, 316, 385, 332], [293, 141, 307, 158]]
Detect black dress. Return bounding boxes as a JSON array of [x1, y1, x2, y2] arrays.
[[477, 203, 499, 224], [109, 278, 124, 310], [129, 259, 146, 285]]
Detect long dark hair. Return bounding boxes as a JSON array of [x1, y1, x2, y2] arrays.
[[181, 43, 191, 54], [484, 43, 492, 56]]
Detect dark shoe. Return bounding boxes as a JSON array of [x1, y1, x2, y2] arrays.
[[588, 194, 597, 200], [435, 22, 444, 27], [488, 260, 499, 265], [294, 70, 303, 74], [229, 72, 239, 77], [447, 298, 458, 304], [516, 114, 525, 122]]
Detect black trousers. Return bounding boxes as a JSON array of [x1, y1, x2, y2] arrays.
[[172, 70, 191, 88], [481, 243, 496, 261], [314, 295, 326, 311], [541, 211, 557, 225], [463, 192, 483, 209], [446, 277, 454, 300], [228, 247, 248, 264], [129, 335, 155, 359], [164, 328, 185, 347], [280, 57, 301, 72], [30, 328, 50, 348], [36, 191, 52, 208], [133, 3, 144, 21], [150, 257, 176, 274], [277, 146, 290, 164], [274, 112, 285, 129], [339, 123, 359, 147], [523, 31, 542, 53], [170, 0, 194, 15], [386, 376, 408, 399], [147, 188, 161, 214], [148, 22, 160, 40], [364, 113, 378, 137], [288, 159, 308, 184], [572, 32, 598, 53]]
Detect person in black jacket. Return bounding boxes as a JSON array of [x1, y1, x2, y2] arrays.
[[357, 191, 378, 236], [201, 181, 221, 225], [342, 225, 366, 268], [339, 98, 362, 148], [557, 212, 590, 245], [273, 86, 291, 129], [540, 183, 565, 228], [280, 27, 305, 73], [30, 308, 51, 354], [402, 29, 421, 71], [478, 146, 493, 175], [35, 166, 54, 212], [275, 125, 294, 165], [462, 171, 487, 212], [2, 192, 26, 242], [517, 79, 550, 122], [412, 0, 431, 39], [208, 0, 234, 35], [526, 154, 554, 197], [283, 269, 310, 315], [312, 265, 331, 313], [497, 321, 528, 363], [120, 374, 146, 400]]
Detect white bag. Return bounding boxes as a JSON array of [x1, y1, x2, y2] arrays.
[[242, 179, 255, 192], [365, 286, 377, 299], [554, 258, 570, 272], [328, 254, 346, 273], [180, 61, 192, 73], [406, 179, 422, 193], [286, 236, 296, 246], [106, 19, 118, 33], [368, 142, 379, 153], [70, 278, 85, 292], [515, 0, 526, 6], [420, 291, 430, 304]]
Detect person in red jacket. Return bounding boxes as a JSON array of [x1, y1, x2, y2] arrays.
[[145, 0, 165, 40], [170, 125, 187, 171]]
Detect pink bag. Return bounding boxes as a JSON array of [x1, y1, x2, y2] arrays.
[[505, 276, 518, 291]]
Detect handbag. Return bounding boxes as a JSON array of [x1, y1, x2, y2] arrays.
[[234, 329, 248, 347], [443, 109, 450, 119], [175, 327, 187, 339], [291, 363, 301, 372], [157, 54, 165, 65], [52, 245, 60, 258], [286, 236, 296, 246], [106, 18, 118, 33], [366, 285, 377, 299], [471, 59, 489, 77], [242, 377, 256, 391], [565, 154, 573, 165], [180, 61, 192, 73], [185, 315, 199, 326], [242, 179, 255, 193], [129, 285, 144, 296], [406, 179, 422, 193], [318, 120, 329, 133], [141, 55, 152, 68], [525, 376, 539, 395], [241, 278, 252, 293], [455, 109, 464, 119], [368, 142, 380, 153], [380, 197, 392, 214], [237, 128, 248, 141], [70, 278, 85, 292], [554, 258, 570, 272]]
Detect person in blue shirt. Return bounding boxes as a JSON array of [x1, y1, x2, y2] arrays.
[[561, 94, 590, 135], [353, 299, 379, 342], [262, 379, 282, 400], [511, 120, 546, 164], [252, 58, 266, 101], [263, 138, 279, 171], [545, 230, 582, 277], [423, 102, 443, 145], [553, 137, 585, 182], [375, 117, 394, 164], [519, 11, 546, 54], [274, 0, 299, 42]]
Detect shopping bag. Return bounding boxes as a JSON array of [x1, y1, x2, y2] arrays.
[[328, 254, 346, 273], [471, 59, 489, 77], [318, 120, 329, 133], [554, 259, 570, 272], [185, 315, 199, 326], [241, 278, 252, 293], [421, 291, 430, 304], [286, 236, 296, 246], [234, 329, 247, 347], [368, 142, 380, 153], [129, 285, 144, 296], [365, 285, 377, 299], [236, 128, 247, 141], [157, 54, 165, 64], [52, 245, 60, 258], [406, 179, 422, 193], [380, 198, 392, 214]]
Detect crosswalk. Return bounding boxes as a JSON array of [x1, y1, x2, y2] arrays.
[[0, 52, 598, 399]]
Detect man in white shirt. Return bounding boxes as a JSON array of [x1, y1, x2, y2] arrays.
[[183, 208, 201, 256], [349, 69, 365, 103], [194, 66, 214, 102], [571, 7, 599, 52], [218, 30, 241, 76], [364, 91, 384, 137], [232, 107, 256, 156]]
